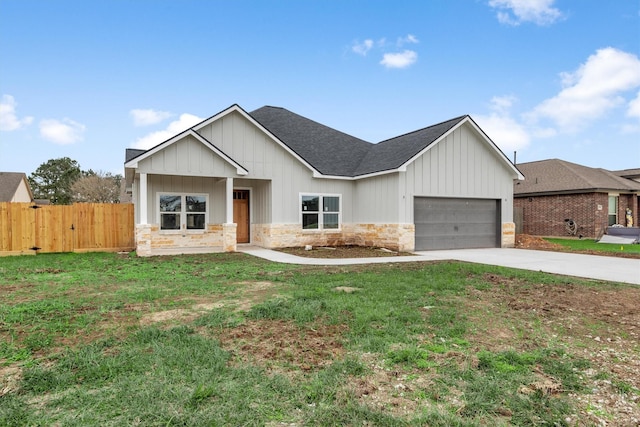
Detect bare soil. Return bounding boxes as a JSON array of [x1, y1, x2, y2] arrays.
[[516, 234, 640, 259], [277, 245, 415, 258]]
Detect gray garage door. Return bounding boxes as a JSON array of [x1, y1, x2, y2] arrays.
[[414, 197, 500, 250]]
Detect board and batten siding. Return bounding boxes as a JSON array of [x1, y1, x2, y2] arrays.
[[399, 122, 515, 224], [196, 111, 355, 224], [137, 135, 239, 178], [353, 174, 400, 223]]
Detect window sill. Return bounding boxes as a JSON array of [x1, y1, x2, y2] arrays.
[[159, 229, 207, 235]]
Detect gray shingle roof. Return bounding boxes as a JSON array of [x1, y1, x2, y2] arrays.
[[352, 116, 467, 176], [514, 159, 640, 196], [125, 149, 146, 163], [613, 168, 640, 179], [0, 172, 31, 202], [249, 106, 372, 176], [249, 106, 467, 177]]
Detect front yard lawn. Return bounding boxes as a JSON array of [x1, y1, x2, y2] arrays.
[[1, 252, 638, 425], [545, 237, 640, 257]]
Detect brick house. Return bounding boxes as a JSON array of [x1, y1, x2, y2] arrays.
[[514, 159, 640, 238]]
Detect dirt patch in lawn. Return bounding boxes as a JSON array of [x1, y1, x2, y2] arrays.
[[216, 319, 348, 372], [467, 274, 640, 425]]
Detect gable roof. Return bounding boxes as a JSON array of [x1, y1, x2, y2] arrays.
[[124, 129, 248, 176], [125, 103, 522, 180], [249, 107, 521, 179], [352, 116, 468, 176], [514, 159, 640, 196], [0, 172, 33, 202]]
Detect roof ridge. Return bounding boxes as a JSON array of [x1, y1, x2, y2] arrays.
[[376, 115, 468, 145], [257, 106, 373, 145]]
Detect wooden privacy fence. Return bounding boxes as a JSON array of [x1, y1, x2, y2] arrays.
[[0, 202, 135, 255]]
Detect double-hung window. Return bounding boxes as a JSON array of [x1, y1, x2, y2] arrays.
[[301, 194, 340, 230], [159, 193, 207, 231], [608, 195, 618, 226]]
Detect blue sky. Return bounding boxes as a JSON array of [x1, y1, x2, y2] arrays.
[[1, 0, 639, 177]]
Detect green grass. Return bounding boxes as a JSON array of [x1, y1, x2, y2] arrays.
[[545, 237, 640, 255], [0, 252, 637, 425]]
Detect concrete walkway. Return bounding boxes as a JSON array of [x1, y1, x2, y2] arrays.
[[237, 246, 640, 285]]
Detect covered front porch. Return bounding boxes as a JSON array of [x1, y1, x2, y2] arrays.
[[132, 173, 270, 256]]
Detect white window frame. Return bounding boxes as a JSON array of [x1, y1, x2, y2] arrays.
[[157, 192, 209, 233], [299, 193, 341, 231], [608, 194, 619, 226]]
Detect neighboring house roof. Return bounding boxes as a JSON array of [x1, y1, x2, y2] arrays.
[[514, 159, 640, 196], [613, 168, 640, 180], [125, 104, 522, 180], [0, 172, 34, 202]]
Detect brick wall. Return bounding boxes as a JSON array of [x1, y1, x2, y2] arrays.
[[514, 193, 609, 238], [618, 194, 638, 227]]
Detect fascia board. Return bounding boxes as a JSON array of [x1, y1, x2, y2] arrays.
[[311, 168, 401, 181]]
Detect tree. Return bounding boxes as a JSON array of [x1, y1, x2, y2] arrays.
[[71, 170, 123, 203], [28, 157, 82, 205]]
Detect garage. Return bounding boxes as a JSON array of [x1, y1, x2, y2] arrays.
[[414, 197, 500, 250]]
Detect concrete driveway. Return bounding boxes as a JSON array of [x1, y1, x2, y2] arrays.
[[414, 248, 640, 285], [238, 246, 640, 285]]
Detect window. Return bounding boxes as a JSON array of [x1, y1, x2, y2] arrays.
[[159, 193, 207, 231], [608, 195, 618, 226], [301, 194, 340, 230]]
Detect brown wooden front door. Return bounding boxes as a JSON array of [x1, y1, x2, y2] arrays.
[[233, 190, 250, 243]]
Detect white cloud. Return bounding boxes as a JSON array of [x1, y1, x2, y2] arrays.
[[0, 94, 34, 131], [489, 0, 563, 26], [130, 108, 173, 126], [132, 113, 203, 149], [627, 91, 640, 119], [39, 118, 86, 145], [528, 47, 640, 132], [397, 34, 419, 46], [474, 96, 530, 152], [380, 50, 418, 69], [352, 39, 374, 56]]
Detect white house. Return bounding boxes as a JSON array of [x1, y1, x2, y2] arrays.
[[124, 104, 523, 256]]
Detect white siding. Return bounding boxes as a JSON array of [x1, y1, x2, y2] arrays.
[[137, 135, 239, 178], [139, 175, 226, 224], [197, 111, 354, 224], [399, 122, 515, 223], [353, 174, 400, 223]]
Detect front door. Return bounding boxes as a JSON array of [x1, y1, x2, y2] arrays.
[[233, 190, 250, 243]]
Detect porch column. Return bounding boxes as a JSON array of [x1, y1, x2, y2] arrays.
[[223, 177, 236, 252], [139, 173, 148, 224], [225, 177, 233, 224]]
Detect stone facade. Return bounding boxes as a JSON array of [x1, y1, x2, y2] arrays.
[[252, 223, 415, 252], [134, 223, 229, 256], [514, 192, 639, 238], [501, 222, 515, 247]]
